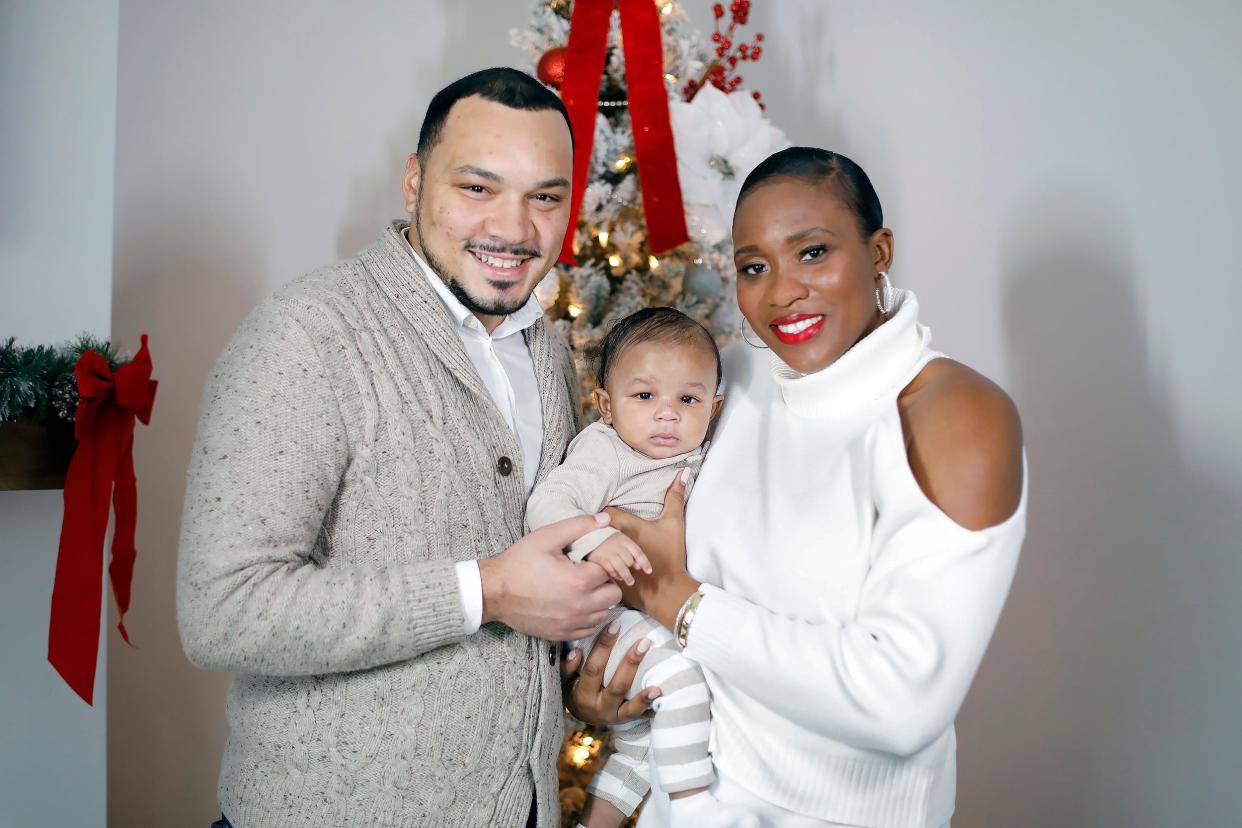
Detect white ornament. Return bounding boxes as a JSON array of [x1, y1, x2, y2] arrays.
[[669, 85, 790, 245], [683, 262, 723, 301]]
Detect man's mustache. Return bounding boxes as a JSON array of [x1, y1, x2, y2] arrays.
[[463, 240, 542, 259]]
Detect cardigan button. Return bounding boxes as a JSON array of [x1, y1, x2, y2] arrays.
[[497, 456, 513, 477], [548, 644, 557, 666]]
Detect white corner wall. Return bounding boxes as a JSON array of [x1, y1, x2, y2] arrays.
[[0, 1, 119, 826]]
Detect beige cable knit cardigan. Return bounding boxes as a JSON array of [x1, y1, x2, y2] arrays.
[[177, 222, 580, 828]]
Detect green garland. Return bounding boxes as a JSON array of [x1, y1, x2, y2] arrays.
[[0, 335, 124, 424]]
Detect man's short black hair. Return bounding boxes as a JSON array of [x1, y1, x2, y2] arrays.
[[594, 307, 722, 391], [417, 67, 573, 159]]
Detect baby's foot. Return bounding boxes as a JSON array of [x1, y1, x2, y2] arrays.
[[668, 791, 760, 828]]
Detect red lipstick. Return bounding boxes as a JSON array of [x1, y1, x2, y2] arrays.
[[769, 313, 825, 345]]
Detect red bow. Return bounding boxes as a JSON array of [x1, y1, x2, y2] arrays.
[[558, 0, 689, 265], [48, 335, 157, 704]]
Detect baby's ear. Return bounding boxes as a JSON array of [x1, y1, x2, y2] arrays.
[[594, 388, 613, 424], [710, 393, 725, 419]]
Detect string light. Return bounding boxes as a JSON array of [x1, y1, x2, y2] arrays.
[[664, 73, 678, 83], [565, 731, 603, 769], [597, 230, 610, 246], [659, 0, 676, 15], [648, 255, 660, 270], [608, 253, 623, 268], [567, 303, 583, 319], [614, 155, 633, 173]]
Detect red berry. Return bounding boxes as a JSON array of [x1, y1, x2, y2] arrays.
[[755, 32, 765, 41], [713, 3, 724, 18], [712, 32, 721, 42]]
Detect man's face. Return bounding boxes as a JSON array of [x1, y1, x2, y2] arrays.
[[404, 95, 573, 331]]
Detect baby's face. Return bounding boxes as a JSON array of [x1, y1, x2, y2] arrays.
[[596, 340, 723, 460]]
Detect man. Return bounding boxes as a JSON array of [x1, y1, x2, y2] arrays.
[[178, 67, 642, 828]]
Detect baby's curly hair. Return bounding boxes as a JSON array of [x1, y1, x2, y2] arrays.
[[591, 307, 721, 391]]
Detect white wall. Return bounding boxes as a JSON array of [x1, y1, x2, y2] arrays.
[[0, 1, 118, 826], [105, 1, 1242, 826], [752, 2, 1242, 825]]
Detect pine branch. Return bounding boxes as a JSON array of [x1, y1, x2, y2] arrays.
[[0, 333, 126, 424]]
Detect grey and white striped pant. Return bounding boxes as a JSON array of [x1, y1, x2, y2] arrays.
[[574, 607, 714, 816]]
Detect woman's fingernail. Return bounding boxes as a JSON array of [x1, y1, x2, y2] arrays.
[[680, 468, 691, 484], [636, 639, 651, 654], [647, 688, 661, 701], [594, 512, 610, 525], [566, 647, 579, 661], [608, 619, 621, 635]]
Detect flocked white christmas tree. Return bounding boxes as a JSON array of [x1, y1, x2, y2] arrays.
[[512, 4, 792, 824], [512, 0, 789, 419]]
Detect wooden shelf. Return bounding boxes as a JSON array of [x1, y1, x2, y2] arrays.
[[0, 418, 76, 491]]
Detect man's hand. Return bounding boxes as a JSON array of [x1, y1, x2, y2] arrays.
[[584, 533, 652, 586], [479, 514, 621, 641], [560, 620, 660, 725]]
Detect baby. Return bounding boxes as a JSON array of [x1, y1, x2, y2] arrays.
[[526, 307, 756, 828]]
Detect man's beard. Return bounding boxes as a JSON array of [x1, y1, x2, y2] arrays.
[[413, 202, 541, 318]]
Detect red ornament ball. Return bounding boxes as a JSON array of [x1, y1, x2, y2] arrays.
[[537, 47, 568, 88]]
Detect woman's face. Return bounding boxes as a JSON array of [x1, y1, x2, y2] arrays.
[[732, 177, 893, 374]]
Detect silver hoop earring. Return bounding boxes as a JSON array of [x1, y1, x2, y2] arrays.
[[739, 319, 768, 349], [875, 271, 894, 317]]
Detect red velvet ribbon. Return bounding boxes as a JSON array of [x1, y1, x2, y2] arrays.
[[558, 0, 689, 265], [48, 335, 157, 704]]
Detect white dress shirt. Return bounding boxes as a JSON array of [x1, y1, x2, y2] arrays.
[[404, 233, 545, 634]]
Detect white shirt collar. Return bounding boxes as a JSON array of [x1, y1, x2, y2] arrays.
[[402, 228, 543, 339]]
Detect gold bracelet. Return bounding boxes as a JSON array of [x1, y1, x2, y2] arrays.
[[674, 589, 705, 650]]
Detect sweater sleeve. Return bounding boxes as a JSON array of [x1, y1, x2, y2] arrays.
[[525, 426, 621, 561], [176, 299, 466, 677], [685, 476, 1025, 757]]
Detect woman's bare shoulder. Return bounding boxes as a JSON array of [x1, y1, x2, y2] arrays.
[[898, 358, 1024, 530]]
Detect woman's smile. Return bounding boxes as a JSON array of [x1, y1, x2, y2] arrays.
[[769, 313, 825, 345]]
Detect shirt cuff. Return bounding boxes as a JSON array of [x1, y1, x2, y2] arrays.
[[455, 560, 483, 635]]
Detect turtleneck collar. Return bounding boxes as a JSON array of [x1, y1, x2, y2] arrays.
[[769, 288, 934, 423]]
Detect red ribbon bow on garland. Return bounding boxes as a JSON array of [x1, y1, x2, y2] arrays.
[[558, 0, 689, 265], [48, 335, 157, 704]]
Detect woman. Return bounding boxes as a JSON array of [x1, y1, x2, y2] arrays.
[[567, 146, 1026, 828]]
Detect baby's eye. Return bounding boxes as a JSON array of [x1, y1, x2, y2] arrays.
[[738, 262, 767, 277], [799, 245, 828, 261], [634, 392, 653, 400], [681, 395, 699, 405]]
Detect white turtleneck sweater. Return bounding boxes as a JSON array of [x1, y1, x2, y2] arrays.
[[640, 290, 1026, 828]]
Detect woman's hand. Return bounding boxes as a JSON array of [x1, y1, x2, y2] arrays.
[[604, 470, 701, 628], [560, 623, 660, 725]]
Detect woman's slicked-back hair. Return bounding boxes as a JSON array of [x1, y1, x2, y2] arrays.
[[736, 147, 884, 238], [417, 67, 572, 160], [593, 307, 722, 391]]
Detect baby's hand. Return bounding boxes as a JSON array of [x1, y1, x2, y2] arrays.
[[585, 533, 653, 586]]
